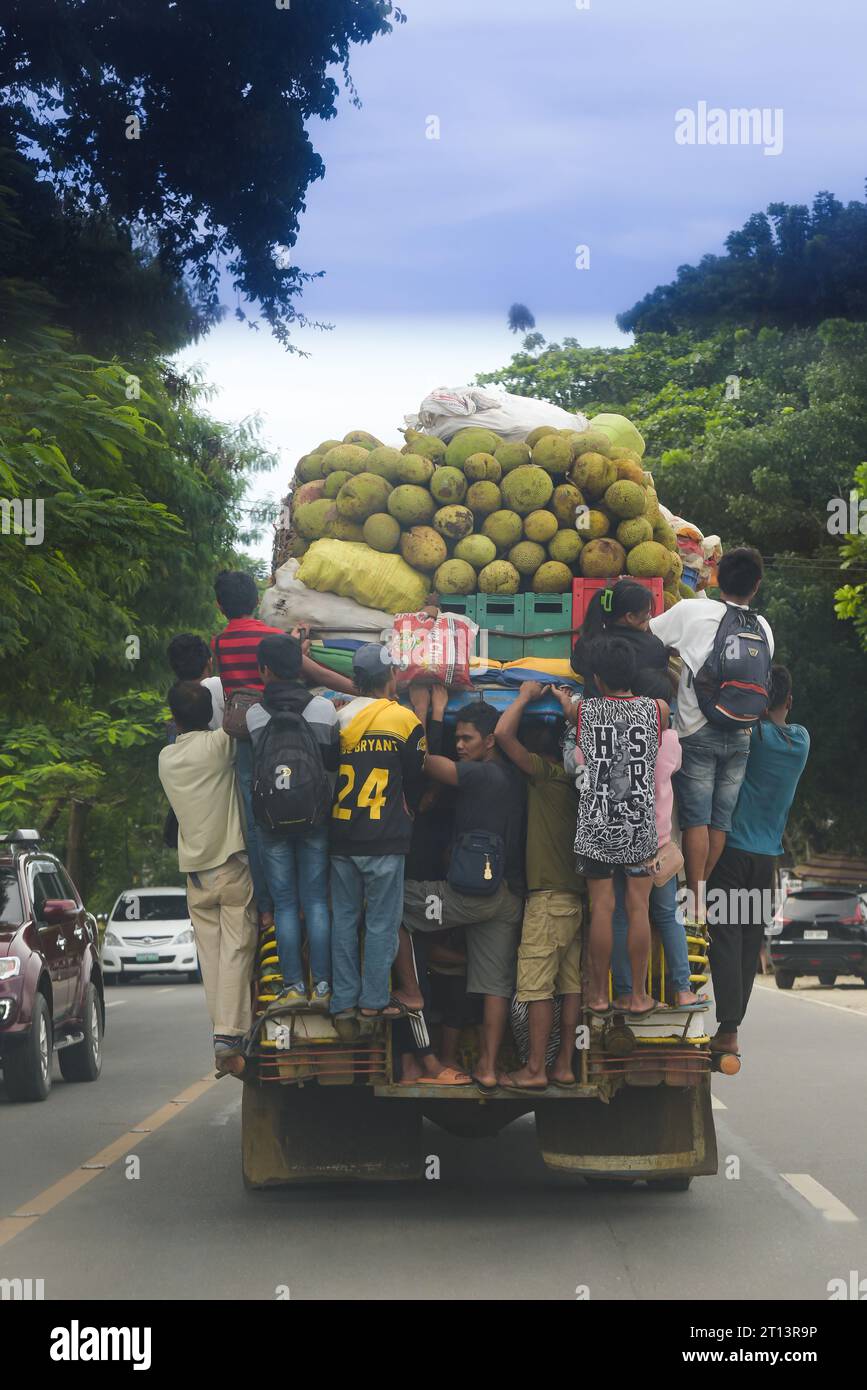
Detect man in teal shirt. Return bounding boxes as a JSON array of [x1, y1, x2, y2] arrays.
[[707, 667, 810, 1064]]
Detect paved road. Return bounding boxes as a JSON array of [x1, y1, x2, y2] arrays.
[[2, 975, 866, 1301]]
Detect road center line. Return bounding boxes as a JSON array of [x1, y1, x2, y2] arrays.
[[710, 1094, 727, 1110], [0, 1073, 219, 1249], [755, 984, 867, 1019], [105, 1000, 126, 1008], [781, 1173, 859, 1223]]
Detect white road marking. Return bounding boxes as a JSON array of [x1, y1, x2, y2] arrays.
[[210, 1096, 242, 1127], [757, 984, 867, 1018], [781, 1173, 859, 1223], [711, 1094, 727, 1110], [157, 987, 176, 994], [105, 1001, 126, 1008]]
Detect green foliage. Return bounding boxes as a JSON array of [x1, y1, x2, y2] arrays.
[[618, 189, 867, 336], [0, 1, 406, 346]]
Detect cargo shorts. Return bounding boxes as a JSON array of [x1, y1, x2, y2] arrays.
[[516, 890, 583, 1003], [403, 878, 523, 999]]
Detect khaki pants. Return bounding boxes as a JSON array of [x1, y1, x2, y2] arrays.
[[186, 853, 257, 1037]]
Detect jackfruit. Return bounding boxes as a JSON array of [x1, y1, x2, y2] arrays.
[[316, 440, 342, 455], [430, 467, 468, 504], [336, 473, 392, 521], [396, 454, 435, 486], [495, 441, 532, 472], [666, 550, 684, 583], [626, 541, 672, 579], [387, 484, 436, 526], [478, 559, 520, 595], [454, 534, 497, 568], [295, 480, 327, 509], [653, 520, 678, 550], [325, 517, 366, 543], [603, 480, 647, 520], [589, 413, 646, 458], [501, 465, 554, 516], [402, 433, 447, 464], [445, 428, 501, 469], [433, 505, 474, 542], [364, 446, 405, 482], [532, 434, 573, 475], [580, 539, 627, 578], [548, 529, 584, 565], [609, 446, 642, 464], [615, 457, 646, 486], [343, 430, 383, 449], [575, 508, 610, 540], [663, 590, 680, 610], [466, 481, 502, 517], [297, 453, 326, 482], [642, 489, 662, 526], [323, 470, 353, 499], [525, 426, 559, 448], [321, 444, 371, 476], [616, 516, 654, 549], [482, 509, 523, 550], [678, 581, 696, 599], [287, 536, 309, 559], [363, 513, 401, 552], [434, 559, 477, 595], [464, 452, 502, 483], [570, 429, 614, 458], [523, 510, 559, 544], [551, 483, 585, 527], [532, 561, 572, 593], [400, 526, 448, 573], [295, 498, 335, 541], [508, 541, 546, 575], [571, 453, 617, 499]]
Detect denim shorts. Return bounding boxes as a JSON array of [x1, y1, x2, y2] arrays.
[[673, 722, 751, 831]]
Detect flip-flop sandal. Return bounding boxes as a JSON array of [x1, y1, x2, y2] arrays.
[[472, 1075, 499, 1095], [586, 1004, 614, 1019], [627, 1001, 660, 1019], [496, 1072, 549, 1093], [417, 1067, 473, 1086], [676, 999, 711, 1013], [549, 1077, 578, 1090]]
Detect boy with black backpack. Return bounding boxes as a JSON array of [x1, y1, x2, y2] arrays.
[[246, 635, 339, 1007], [650, 547, 774, 922]]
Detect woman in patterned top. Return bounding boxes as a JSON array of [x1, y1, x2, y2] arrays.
[[564, 637, 669, 1019]]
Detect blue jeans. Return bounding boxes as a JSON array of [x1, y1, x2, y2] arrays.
[[235, 740, 273, 916], [330, 855, 405, 1013], [673, 722, 751, 832], [611, 871, 691, 995], [258, 827, 331, 987]]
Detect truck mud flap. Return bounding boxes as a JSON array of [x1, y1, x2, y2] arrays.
[[534, 1076, 717, 1180], [242, 1082, 424, 1187]]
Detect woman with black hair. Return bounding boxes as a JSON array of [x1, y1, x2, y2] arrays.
[[571, 579, 671, 701]]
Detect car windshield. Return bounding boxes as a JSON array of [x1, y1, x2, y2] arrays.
[[0, 868, 24, 927], [112, 894, 189, 923], [784, 892, 859, 920]]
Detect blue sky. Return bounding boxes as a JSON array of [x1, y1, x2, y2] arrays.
[[177, 0, 867, 556]]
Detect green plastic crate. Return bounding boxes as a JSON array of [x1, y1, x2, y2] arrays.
[[475, 594, 525, 662], [438, 595, 477, 623], [522, 593, 573, 659]]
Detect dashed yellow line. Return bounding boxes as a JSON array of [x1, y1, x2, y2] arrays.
[[0, 1073, 218, 1249]]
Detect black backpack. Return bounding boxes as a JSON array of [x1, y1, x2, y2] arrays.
[[692, 603, 771, 729], [251, 707, 331, 834]]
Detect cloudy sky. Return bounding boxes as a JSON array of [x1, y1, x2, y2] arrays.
[[176, 0, 867, 557]]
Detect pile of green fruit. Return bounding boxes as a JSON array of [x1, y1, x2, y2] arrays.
[[286, 415, 694, 607]]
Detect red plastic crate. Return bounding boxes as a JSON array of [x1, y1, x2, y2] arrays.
[[571, 578, 665, 632]]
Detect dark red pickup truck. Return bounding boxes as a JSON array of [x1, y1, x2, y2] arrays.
[[0, 829, 104, 1102]]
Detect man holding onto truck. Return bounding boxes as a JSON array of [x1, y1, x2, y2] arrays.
[[158, 681, 257, 1077], [410, 702, 526, 1093], [329, 643, 427, 1021], [649, 547, 774, 922], [707, 665, 809, 1064], [492, 680, 584, 1090]]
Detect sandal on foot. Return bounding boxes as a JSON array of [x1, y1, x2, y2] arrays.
[[496, 1071, 549, 1093], [417, 1067, 473, 1086]]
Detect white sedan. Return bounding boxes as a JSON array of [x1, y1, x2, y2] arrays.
[[102, 887, 200, 983]]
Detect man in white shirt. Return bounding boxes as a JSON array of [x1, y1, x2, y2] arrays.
[[167, 632, 225, 729], [650, 547, 774, 920], [158, 682, 257, 1075]]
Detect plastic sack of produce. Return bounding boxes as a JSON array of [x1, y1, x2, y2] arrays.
[[389, 611, 477, 689], [261, 558, 393, 638], [659, 506, 720, 590], [404, 384, 589, 443], [298, 540, 429, 616]]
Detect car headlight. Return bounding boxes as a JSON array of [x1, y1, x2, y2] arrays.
[[103, 931, 123, 948], [0, 957, 21, 980], [174, 928, 194, 944]]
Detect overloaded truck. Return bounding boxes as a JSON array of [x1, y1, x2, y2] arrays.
[[240, 405, 721, 1188]]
